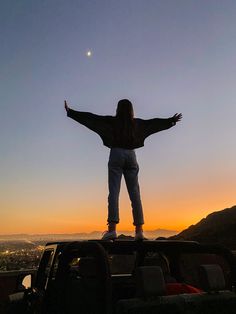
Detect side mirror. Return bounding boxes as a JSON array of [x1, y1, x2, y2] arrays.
[[22, 274, 32, 289]]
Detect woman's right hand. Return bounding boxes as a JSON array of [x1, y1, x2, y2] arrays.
[[64, 100, 69, 112]]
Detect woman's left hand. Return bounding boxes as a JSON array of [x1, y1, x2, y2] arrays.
[[172, 113, 182, 123]]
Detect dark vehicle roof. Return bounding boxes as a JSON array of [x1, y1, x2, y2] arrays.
[[44, 239, 236, 264], [44, 239, 236, 284]]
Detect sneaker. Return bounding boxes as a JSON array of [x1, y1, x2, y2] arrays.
[[134, 231, 145, 241], [101, 230, 117, 241]]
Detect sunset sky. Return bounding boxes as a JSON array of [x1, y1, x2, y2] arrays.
[[1, 0, 236, 235]]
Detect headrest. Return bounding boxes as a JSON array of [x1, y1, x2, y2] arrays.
[[199, 264, 226, 292], [135, 266, 166, 298], [78, 257, 97, 277], [144, 253, 176, 283]]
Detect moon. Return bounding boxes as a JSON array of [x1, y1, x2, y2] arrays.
[[86, 50, 92, 57]]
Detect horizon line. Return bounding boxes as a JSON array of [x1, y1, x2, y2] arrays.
[[0, 228, 179, 236]]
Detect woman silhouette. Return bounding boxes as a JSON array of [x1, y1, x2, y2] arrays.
[[65, 99, 182, 240]]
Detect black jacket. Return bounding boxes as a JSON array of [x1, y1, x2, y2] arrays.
[[67, 108, 176, 149]]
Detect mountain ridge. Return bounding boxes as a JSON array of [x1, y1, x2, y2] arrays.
[[169, 205, 236, 249]]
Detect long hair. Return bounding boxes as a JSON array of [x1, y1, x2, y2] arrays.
[[114, 99, 135, 147]]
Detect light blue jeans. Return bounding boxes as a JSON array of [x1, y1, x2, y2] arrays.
[[108, 148, 144, 226]]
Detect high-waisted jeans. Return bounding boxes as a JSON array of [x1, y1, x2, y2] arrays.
[[108, 148, 144, 226]]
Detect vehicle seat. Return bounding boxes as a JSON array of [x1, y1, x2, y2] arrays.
[[64, 257, 103, 314], [143, 253, 177, 283], [181, 264, 236, 314], [116, 266, 184, 314], [199, 264, 226, 292], [78, 257, 104, 314]]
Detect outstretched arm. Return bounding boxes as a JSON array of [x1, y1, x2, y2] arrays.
[[64, 100, 98, 129], [64, 100, 111, 136], [143, 112, 182, 137]]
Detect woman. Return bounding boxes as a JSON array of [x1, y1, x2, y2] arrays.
[[65, 99, 182, 240]]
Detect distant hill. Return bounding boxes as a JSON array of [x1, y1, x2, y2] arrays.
[[169, 205, 236, 249], [0, 228, 177, 242]]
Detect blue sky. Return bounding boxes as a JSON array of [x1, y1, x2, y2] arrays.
[[1, 0, 236, 234]]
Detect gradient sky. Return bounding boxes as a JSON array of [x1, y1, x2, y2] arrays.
[[1, 0, 236, 234]]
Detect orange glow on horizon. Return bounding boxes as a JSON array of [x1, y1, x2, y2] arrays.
[[1, 198, 235, 235], [1, 173, 235, 235]]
